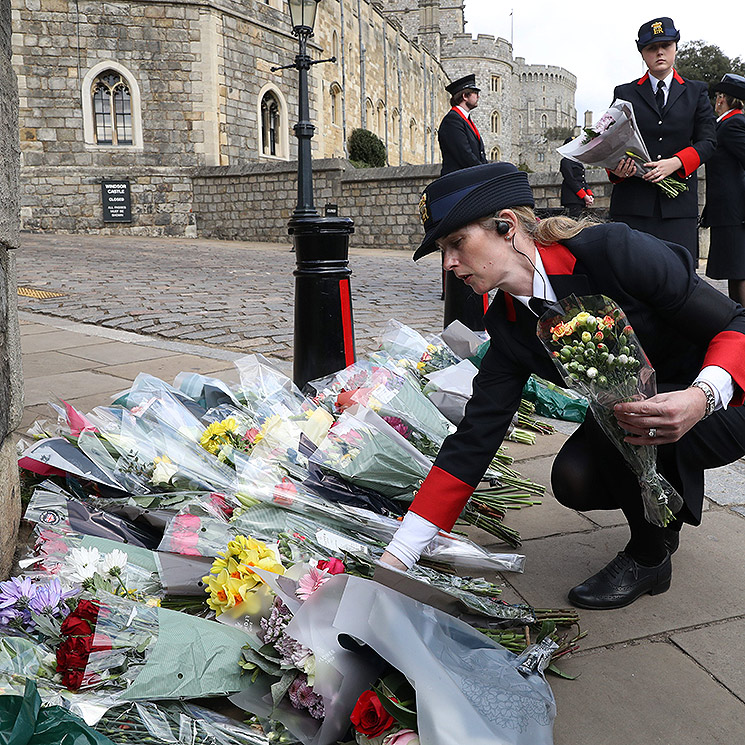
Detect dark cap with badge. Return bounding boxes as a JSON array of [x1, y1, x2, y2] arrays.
[[636, 17, 680, 51], [413, 162, 534, 261], [715, 73, 745, 102], [445, 74, 480, 96]]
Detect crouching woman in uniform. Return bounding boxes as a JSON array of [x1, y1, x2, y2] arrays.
[[380, 161, 745, 610]]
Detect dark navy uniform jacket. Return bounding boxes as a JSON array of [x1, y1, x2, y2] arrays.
[[407, 223, 745, 529], [609, 71, 716, 219], [702, 109, 745, 227], [438, 108, 488, 176], [560, 158, 592, 206]]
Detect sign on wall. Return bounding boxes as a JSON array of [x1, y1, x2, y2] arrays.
[[101, 180, 132, 222]]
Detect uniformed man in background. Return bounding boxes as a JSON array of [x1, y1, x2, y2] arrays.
[[438, 74, 488, 176]]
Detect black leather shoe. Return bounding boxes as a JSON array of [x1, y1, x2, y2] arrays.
[[568, 551, 672, 610], [663, 527, 680, 555]]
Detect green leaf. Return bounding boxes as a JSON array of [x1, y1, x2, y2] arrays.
[[270, 671, 297, 707], [240, 646, 283, 678], [547, 663, 578, 680], [372, 682, 417, 731]]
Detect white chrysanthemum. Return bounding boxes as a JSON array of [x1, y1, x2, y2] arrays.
[[67, 546, 101, 583], [100, 549, 128, 576]]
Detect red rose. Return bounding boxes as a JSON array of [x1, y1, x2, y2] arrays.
[[317, 558, 346, 575], [61, 668, 84, 690], [58, 635, 93, 666], [350, 690, 395, 737], [60, 613, 93, 637], [74, 599, 100, 623]]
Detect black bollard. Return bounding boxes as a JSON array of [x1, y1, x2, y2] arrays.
[[443, 270, 489, 331], [291, 214, 356, 389]]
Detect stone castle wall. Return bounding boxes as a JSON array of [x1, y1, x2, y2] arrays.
[[192, 160, 616, 249], [1, 0, 22, 577]]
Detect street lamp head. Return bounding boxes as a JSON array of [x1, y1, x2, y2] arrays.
[[287, 0, 321, 36]]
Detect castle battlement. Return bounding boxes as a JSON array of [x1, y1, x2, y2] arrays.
[[442, 33, 513, 62]]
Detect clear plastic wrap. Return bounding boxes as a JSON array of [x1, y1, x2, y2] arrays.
[[536, 294, 683, 525]]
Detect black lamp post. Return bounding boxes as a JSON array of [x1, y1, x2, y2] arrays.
[[273, 0, 356, 389]]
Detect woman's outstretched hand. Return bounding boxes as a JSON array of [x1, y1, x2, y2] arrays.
[[379, 550, 408, 571], [613, 387, 708, 444]]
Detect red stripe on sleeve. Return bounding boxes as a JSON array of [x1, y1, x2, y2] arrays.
[[703, 331, 745, 406], [675, 146, 701, 177], [576, 189, 587, 199], [409, 465, 476, 531]]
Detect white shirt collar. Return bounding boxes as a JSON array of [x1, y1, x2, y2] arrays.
[[511, 248, 558, 314], [649, 69, 674, 93], [456, 103, 472, 119], [717, 108, 737, 123]]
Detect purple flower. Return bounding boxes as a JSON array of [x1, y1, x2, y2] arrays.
[[0, 576, 36, 614], [28, 579, 73, 619], [287, 673, 325, 719], [382, 416, 410, 439]]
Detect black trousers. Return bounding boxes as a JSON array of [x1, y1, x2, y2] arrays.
[[551, 404, 745, 564]]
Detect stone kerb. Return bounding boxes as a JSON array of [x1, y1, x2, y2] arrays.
[[1, 0, 23, 578]]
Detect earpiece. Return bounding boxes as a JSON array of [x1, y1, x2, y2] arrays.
[[496, 220, 510, 235]]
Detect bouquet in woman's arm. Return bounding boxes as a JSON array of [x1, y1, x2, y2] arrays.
[[557, 99, 687, 198], [536, 294, 683, 527]]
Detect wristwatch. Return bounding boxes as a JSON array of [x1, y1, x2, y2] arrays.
[[689, 380, 716, 420]]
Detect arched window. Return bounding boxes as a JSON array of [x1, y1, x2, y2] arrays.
[[261, 91, 281, 156], [377, 101, 385, 136], [330, 83, 342, 126], [490, 110, 500, 135], [91, 70, 132, 145], [391, 109, 399, 142], [365, 98, 374, 131], [82, 62, 142, 148], [332, 30, 339, 61], [409, 118, 417, 151], [490, 146, 501, 161], [541, 113, 548, 129]]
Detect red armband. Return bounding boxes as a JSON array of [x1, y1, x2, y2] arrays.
[[576, 188, 587, 199], [409, 465, 475, 531], [702, 330, 745, 406]]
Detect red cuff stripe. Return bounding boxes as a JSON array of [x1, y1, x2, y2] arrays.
[[606, 168, 622, 184], [676, 147, 701, 177], [409, 465, 475, 531], [586, 188, 593, 196], [703, 330, 745, 406], [576, 189, 587, 199]]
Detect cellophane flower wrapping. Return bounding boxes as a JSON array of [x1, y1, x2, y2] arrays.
[[536, 294, 683, 526], [377, 320, 461, 378], [307, 361, 453, 460], [308, 407, 430, 501], [557, 99, 686, 199]]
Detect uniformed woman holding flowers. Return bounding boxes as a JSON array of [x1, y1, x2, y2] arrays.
[[380, 161, 745, 610], [608, 17, 716, 261]]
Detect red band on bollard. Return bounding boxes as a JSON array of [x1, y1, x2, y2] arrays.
[[339, 278, 355, 366]]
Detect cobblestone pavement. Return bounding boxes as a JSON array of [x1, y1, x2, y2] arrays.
[[16, 233, 445, 360]]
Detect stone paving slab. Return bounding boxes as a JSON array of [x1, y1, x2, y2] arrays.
[[550, 642, 745, 744], [20, 329, 103, 354], [98, 354, 238, 383], [671, 618, 745, 701], [504, 511, 745, 650], [22, 350, 100, 377], [24, 369, 133, 407], [63, 340, 180, 365]]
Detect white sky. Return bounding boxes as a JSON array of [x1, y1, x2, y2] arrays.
[[463, 2, 745, 125]]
